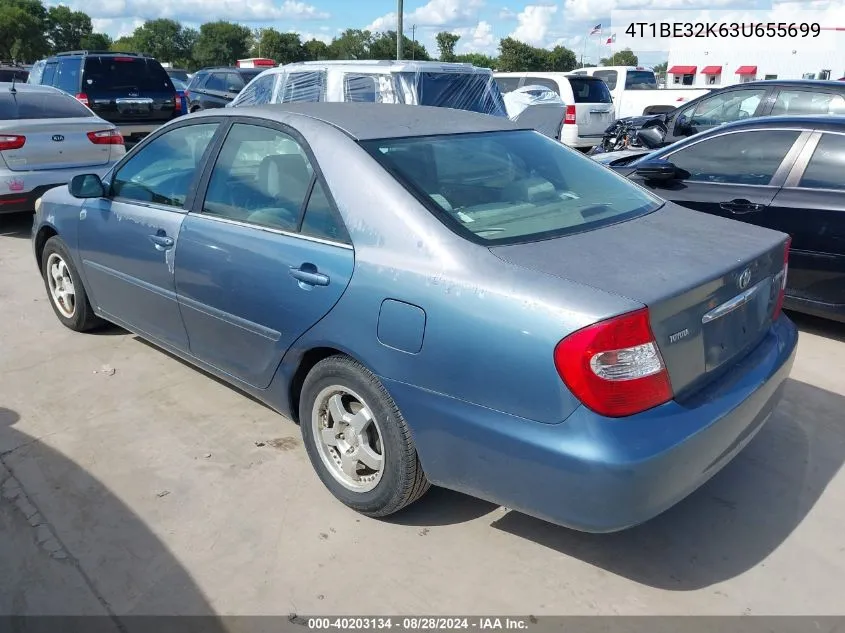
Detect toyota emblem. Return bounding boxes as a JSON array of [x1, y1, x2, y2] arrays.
[[51, 134, 64, 142], [737, 267, 752, 290]]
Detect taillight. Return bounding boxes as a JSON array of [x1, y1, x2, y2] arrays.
[[75, 93, 89, 106], [773, 236, 791, 320], [564, 104, 576, 124], [174, 93, 182, 112], [0, 134, 26, 151], [554, 308, 673, 418], [87, 129, 124, 145]]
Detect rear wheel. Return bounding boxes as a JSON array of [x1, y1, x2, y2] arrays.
[[299, 355, 430, 517], [41, 236, 102, 332]]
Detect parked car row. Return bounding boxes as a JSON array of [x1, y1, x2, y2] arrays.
[[30, 103, 797, 534]]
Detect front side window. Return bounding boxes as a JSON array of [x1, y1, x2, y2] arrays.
[[798, 133, 845, 190], [361, 130, 661, 244], [688, 89, 766, 127], [204, 73, 227, 91], [234, 73, 276, 106], [112, 123, 218, 207], [667, 130, 800, 185], [202, 123, 315, 231], [225, 73, 246, 93], [42, 62, 57, 86]]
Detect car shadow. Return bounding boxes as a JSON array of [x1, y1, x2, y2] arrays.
[[0, 407, 226, 629], [787, 310, 845, 343], [0, 212, 33, 239], [485, 378, 845, 590]]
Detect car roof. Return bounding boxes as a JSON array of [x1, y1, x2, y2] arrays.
[[260, 60, 494, 76], [217, 102, 526, 140], [717, 79, 845, 90]]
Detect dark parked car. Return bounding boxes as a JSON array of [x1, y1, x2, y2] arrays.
[[31, 103, 796, 532], [184, 67, 263, 111], [595, 80, 845, 153], [614, 115, 845, 323], [27, 51, 178, 144], [0, 65, 29, 82], [165, 68, 191, 83]]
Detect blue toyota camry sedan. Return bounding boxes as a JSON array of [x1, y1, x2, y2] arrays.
[[31, 103, 798, 532]]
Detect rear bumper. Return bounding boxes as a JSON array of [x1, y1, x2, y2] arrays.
[[384, 315, 798, 533], [0, 185, 59, 214], [560, 128, 604, 148], [1, 163, 118, 214]]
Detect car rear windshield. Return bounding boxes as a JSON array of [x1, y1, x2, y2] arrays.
[[568, 77, 613, 103], [83, 57, 173, 92], [0, 90, 93, 119], [625, 71, 658, 89], [360, 130, 661, 245]]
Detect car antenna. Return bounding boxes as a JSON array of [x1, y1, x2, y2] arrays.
[[10, 75, 17, 94]]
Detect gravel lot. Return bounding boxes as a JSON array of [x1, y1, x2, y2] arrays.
[[1, 210, 844, 617]]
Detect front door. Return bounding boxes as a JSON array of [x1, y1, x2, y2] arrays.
[[631, 128, 807, 224], [77, 121, 221, 350], [768, 131, 845, 308], [174, 121, 354, 388], [665, 87, 770, 144]]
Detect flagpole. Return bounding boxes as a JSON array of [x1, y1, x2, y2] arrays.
[[581, 32, 587, 67]]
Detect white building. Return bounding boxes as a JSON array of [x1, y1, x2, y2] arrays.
[[666, 28, 845, 88]]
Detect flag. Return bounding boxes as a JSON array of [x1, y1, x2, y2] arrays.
[[606, 33, 616, 44], [589, 23, 601, 35]]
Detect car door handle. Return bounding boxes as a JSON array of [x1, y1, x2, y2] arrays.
[[290, 264, 330, 287], [719, 199, 763, 215], [148, 234, 174, 250]]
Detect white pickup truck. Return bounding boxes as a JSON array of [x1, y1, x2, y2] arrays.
[[571, 66, 711, 119]]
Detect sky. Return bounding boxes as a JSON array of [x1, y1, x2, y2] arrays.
[[48, 0, 845, 67]]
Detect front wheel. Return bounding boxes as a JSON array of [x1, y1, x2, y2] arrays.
[[41, 236, 102, 332], [299, 355, 430, 517]]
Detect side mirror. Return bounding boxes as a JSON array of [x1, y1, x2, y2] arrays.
[[675, 114, 693, 134], [69, 174, 105, 198], [635, 158, 677, 181]]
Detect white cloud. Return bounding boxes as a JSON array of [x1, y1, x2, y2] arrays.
[[452, 20, 497, 53], [92, 17, 145, 38], [366, 0, 485, 32], [56, 0, 330, 25], [297, 30, 333, 44], [499, 7, 518, 19], [508, 4, 559, 46]]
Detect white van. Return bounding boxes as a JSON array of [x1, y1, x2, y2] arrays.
[[494, 72, 615, 149]]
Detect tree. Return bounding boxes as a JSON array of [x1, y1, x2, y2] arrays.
[[545, 45, 577, 72], [455, 53, 497, 69], [131, 19, 195, 66], [111, 36, 138, 53], [653, 61, 667, 74], [369, 31, 429, 60], [435, 31, 460, 62], [252, 29, 306, 65], [80, 32, 112, 51], [327, 29, 374, 60], [193, 21, 251, 67], [0, 5, 44, 61], [497, 37, 546, 72], [600, 47, 638, 67], [46, 5, 93, 52], [304, 38, 329, 61]]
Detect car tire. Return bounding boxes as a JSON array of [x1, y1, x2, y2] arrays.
[[41, 236, 102, 332], [299, 355, 430, 517]]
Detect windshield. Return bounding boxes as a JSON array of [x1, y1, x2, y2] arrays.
[[361, 130, 661, 245], [83, 57, 174, 92], [397, 71, 508, 117], [0, 90, 94, 119], [625, 71, 658, 90]]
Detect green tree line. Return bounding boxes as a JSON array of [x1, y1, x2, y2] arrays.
[[1, 0, 637, 73]]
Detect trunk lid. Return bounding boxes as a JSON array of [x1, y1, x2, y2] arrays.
[[1, 118, 113, 171], [490, 204, 789, 398]]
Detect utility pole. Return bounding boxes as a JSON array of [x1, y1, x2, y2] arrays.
[[411, 24, 416, 59], [397, 0, 404, 60]]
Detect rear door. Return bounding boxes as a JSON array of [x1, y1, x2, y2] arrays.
[[769, 87, 845, 116], [174, 120, 354, 388], [566, 76, 614, 138], [672, 87, 771, 139], [81, 56, 176, 123], [0, 90, 117, 170], [629, 128, 809, 222], [768, 130, 845, 309]]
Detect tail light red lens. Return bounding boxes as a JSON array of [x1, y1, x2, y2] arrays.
[[773, 236, 791, 320], [0, 134, 26, 151], [554, 308, 673, 418], [564, 104, 576, 124], [174, 93, 182, 112], [87, 129, 124, 145], [75, 93, 90, 107]]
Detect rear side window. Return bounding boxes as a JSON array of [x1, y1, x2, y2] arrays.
[[55, 58, 82, 93], [798, 133, 845, 190], [344, 74, 382, 102], [204, 73, 227, 91], [83, 57, 173, 92], [593, 70, 618, 90], [279, 72, 325, 103], [568, 77, 612, 103], [0, 90, 94, 119], [42, 62, 57, 86], [773, 90, 845, 115], [495, 76, 523, 94], [187, 72, 207, 90], [522, 77, 559, 95], [225, 73, 245, 92], [361, 130, 661, 245]]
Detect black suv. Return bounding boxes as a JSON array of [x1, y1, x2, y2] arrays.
[[185, 67, 264, 111], [27, 51, 178, 142], [0, 64, 29, 82]]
